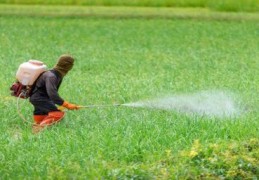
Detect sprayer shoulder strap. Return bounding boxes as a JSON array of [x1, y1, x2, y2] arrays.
[[30, 71, 46, 96], [50, 69, 63, 89]]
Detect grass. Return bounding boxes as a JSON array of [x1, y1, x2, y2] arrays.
[[0, 0, 259, 12], [0, 5, 259, 21], [0, 6, 259, 179]]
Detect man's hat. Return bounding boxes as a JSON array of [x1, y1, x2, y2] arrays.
[[54, 54, 74, 77]]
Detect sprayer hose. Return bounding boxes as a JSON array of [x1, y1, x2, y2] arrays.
[[16, 93, 31, 124]]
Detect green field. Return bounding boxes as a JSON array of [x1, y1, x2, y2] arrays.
[[0, 0, 259, 12], [1, 6, 259, 179]]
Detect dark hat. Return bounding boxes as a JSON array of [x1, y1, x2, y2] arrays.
[[54, 54, 74, 77]]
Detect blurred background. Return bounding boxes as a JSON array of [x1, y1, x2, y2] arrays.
[[0, 0, 258, 12]]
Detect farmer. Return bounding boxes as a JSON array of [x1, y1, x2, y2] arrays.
[[29, 54, 80, 130]]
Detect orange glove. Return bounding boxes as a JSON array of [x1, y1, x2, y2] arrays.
[[62, 101, 80, 110]]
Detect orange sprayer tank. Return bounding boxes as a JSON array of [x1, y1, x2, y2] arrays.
[[16, 60, 47, 86]]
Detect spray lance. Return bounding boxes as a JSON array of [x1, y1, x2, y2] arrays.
[[58, 103, 123, 111], [79, 104, 122, 108]]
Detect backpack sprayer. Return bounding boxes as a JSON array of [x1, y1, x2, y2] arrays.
[[10, 60, 47, 123], [10, 60, 47, 98]]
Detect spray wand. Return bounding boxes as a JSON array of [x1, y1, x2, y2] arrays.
[[78, 104, 122, 108], [58, 104, 122, 111]]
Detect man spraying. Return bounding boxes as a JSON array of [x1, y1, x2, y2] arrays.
[[29, 54, 80, 132]]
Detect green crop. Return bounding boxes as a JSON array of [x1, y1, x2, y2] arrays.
[[0, 0, 259, 12]]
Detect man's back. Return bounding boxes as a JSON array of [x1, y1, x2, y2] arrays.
[[30, 70, 63, 105]]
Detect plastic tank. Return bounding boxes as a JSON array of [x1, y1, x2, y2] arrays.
[[16, 60, 47, 86]]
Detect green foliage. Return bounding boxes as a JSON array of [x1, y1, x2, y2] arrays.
[[0, 0, 259, 12], [179, 138, 259, 178], [0, 5, 258, 21], [85, 138, 259, 179], [208, 0, 259, 12]]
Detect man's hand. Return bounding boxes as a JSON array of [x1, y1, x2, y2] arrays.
[[62, 101, 80, 110]]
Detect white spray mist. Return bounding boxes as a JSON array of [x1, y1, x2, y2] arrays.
[[123, 90, 241, 118]]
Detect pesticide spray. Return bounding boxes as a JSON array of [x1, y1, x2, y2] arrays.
[[122, 90, 242, 118]]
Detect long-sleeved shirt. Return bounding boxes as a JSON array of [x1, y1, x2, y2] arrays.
[[29, 69, 64, 105]]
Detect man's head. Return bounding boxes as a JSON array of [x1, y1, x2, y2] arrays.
[[54, 54, 74, 77]]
